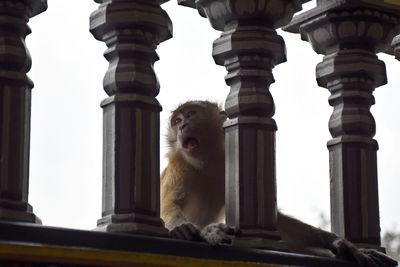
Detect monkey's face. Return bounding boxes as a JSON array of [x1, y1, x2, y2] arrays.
[[170, 105, 207, 154], [168, 101, 225, 162]]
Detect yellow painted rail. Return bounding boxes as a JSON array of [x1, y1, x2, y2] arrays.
[[0, 242, 289, 267], [384, 0, 400, 5]]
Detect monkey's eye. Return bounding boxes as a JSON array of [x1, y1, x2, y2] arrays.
[[186, 110, 196, 118], [174, 118, 182, 125]]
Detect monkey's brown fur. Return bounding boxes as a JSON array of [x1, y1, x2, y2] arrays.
[[161, 101, 225, 230]]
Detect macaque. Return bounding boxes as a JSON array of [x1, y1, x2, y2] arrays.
[[160, 100, 397, 267], [161, 101, 227, 242]]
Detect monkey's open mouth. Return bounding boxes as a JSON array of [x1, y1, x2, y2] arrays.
[[183, 137, 199, 149]]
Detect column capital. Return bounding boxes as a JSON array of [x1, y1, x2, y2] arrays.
[[197, 0, 303, 31], [90, 1, 172, 46], [316, 49, 387, 90], [90, 0, 172, 96], [284, 0, 400, 55], [212, 25, 286, 68], [198, 0, 305, 118]]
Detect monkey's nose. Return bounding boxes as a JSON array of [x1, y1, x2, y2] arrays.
[[179, 123, 188, 131]]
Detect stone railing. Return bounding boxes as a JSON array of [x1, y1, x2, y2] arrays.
[[1, 0, 399, 258]]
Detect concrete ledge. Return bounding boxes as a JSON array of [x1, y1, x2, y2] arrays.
[[0, 221, 358, 267]]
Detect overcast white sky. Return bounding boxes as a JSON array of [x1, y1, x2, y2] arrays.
[[26, 1, 400, 235]]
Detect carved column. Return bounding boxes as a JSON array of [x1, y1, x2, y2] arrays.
[[0, 0, 46, 223], [285, 1, 400, 249], [196, 0, 303, 249], [90, 0, 171, 236]]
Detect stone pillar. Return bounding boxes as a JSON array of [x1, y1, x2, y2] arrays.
[[90, 0, 171, 236], [0, 0, 47, 224], [196, 0, 303, 249], [285, 1, 400, 249]]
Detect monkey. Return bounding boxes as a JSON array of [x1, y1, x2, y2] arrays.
[[160, 101, 227, 241], [160, 100, 397, 267]]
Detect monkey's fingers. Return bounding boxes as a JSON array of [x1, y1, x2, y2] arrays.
[[170, 226, 187, 240], [332, 239, 368, 264], [208, 223, 241, 237], [200, 223, 238, 246], [170, 223, 202, 242], [216, 223, 241, 236], [359, 249, 398, 267], [331, 238, 347, 257], [333, 239, 398, 267], [230, 226, 242, 236], [201, 230, 231, 245]]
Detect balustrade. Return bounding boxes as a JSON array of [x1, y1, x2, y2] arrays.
[[0, 0, 47, 224], [285, 0, 400, 250], [0, 1, 398, 264]]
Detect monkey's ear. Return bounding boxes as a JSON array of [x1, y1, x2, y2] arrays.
[[219, 110, 228, 122]]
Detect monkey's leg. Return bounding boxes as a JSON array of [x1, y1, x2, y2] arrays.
[[333, 239, 398, 267], [278, 213, 398, 267], [277, 212, 337, 253]]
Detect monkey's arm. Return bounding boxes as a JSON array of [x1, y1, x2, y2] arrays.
[[162, 192, 200, 240], [161, 167, 183, 226], [160, 190, 186, 229], [160, 166, 204, 241], [277, 212, 398, 267]]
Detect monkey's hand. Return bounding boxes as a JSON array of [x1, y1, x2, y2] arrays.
[[170, 223, 204, 242], [200, 223, 239, 246], [332, 238, 398, 267]]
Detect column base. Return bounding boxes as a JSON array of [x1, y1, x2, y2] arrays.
[[233, 237, 288, 251], [232, 228, 288, 251], [96, 213, 169, 237], [0, 199, 41, 224]]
